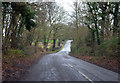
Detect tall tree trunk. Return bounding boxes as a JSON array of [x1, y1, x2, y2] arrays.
[[43, 35, 46, 48], [101, 16, 105, 42], [0, 6, 2, 56], [105, 13, 111, 39], [52, 38, 56, 51], [52, 28, 56, 51], [118, 12, 120, 73], [2, 4, 7, 54], [45, 26, 53, 50], [95, 20, 101, 45], [58, 40, 60, 47], [113, 3, 119, 36], [96, 29, 101, 45], [3, 14, 13, 51], [99, 2, 107, 41], [75, 2, 79, 39], [11, 13, 18, 49], [91, 31, 95, 55]]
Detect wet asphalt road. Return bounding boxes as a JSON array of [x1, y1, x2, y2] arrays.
[[21, 40, 119, 82]]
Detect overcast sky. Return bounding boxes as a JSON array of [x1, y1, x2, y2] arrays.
[[55, 0, 73, 14], [55, 0, 74, 23]]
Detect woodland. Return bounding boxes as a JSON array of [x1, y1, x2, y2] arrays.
[[1, 1, 120, 81]]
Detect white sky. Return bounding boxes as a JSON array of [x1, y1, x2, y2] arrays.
[[55, 0, 74, 23], [30, 0, 74, 15], [55, 0, 73, 13]]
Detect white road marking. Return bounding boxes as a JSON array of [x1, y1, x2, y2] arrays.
[[78, 71, 94, 83], [68, 64, 73, 67], [68, 64, 94, 83]]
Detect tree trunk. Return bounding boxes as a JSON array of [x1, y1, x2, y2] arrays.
[[75, 2, 79, 40], [43, 35, 46, 48], [105, 13, 111, 39], [11, 13, 18, 49], [99, 2, 107, 41], [95, 20, 101, 45], [101, 16, 105, 42], [44, 27, 53, 50], [52, 39, 56, 51], [58, 40, 60, 47], [91, 31, 95, 55], [113, 3, 119, 36]]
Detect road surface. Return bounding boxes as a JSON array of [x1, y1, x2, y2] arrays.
[[21, 40, 119, 82]]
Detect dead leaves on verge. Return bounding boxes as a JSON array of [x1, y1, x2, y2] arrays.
[[2, 51, 43, 81]]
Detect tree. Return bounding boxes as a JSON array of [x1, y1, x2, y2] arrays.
[[110, 2, 119, 36], [86, 2, 101, 45], [70, 2, 87, 51], [2, 2, 36, 54], [27, 2, 67, 51], [99, 2, 107, 41]]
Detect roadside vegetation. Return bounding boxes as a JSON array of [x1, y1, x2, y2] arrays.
[[70, 2, 120, 73], [1, 2, 69, 81]]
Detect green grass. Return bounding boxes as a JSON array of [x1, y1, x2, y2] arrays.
[[8, 49, 23, 55], [7, 49, 25, 57], [49, 40, 53, 43], [47, 41, 66, 54], [41, 45, 44, 48], [47, 47, 62, 53], [47, 46, 50, 49]]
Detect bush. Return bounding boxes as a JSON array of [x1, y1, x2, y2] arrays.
[[96, 37, 118, 56], [71, 44, 78, 54], [22, 46, 36, 56], [71, 40, 87, 55], [71, 37, 119, 57], [8, 49, 23, 55], [7, 49, 25, 58]]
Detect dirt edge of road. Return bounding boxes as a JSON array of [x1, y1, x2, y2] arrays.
[[70, 54, 119, 74], [2, 51, 43, 81]]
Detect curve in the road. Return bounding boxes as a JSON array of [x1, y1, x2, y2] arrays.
[[21, 40, 119, 82]]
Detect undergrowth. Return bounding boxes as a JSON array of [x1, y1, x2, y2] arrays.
[[71, 37, 119, 57]]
